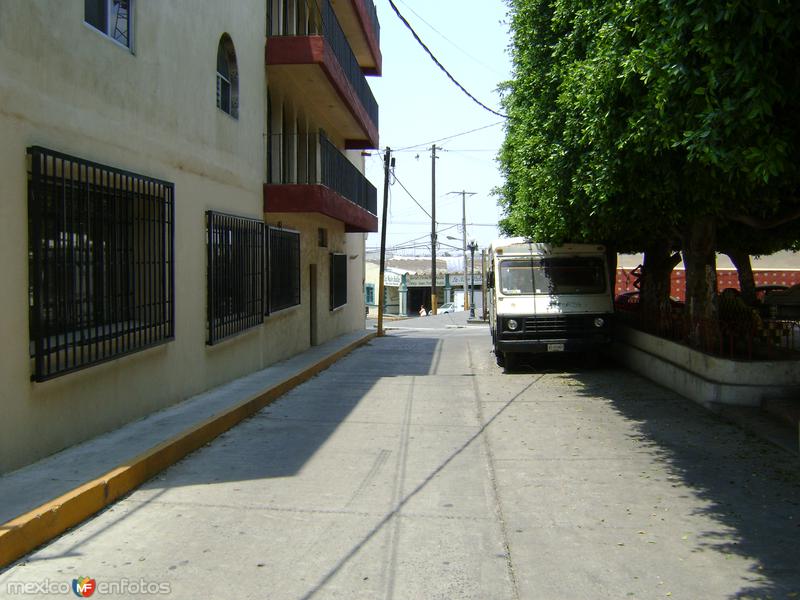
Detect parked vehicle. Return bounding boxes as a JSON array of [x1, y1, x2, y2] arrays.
[[762, 284, 800, 319], [614, 291, 683, 313], [755, 284, 788, 305], [614, 291, 641, 311], [487, 239, 614, 369], [439, 302, 456, 314]]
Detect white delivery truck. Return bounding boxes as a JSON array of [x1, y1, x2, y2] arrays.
[[487, 239, 614, 368]]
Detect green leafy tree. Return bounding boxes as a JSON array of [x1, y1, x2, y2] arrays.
[[499, 0, 800, 343]]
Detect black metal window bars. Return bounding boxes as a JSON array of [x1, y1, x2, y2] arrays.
[[330, 252, 347, 310], [268, 227, 301, 313], [28, 146, 175, 382], [206, 211, 265, 345]]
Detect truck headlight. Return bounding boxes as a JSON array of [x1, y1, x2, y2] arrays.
[[507, 319, 519, 331], [594, 317, 605, 328]]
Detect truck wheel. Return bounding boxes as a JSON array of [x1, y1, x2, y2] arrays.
[[495, 348, 505, 367]]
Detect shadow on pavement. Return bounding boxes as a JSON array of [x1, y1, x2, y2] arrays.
[[563, 364, 800, 599]]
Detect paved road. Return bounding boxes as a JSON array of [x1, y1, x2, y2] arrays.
[[2, 325, 799, 599]]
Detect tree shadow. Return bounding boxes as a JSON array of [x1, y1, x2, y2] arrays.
[[558, 363, 800, 599]]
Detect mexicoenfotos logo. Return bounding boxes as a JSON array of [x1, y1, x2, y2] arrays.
[[73, 576, 97, 597], [6, 576, 171, 596]]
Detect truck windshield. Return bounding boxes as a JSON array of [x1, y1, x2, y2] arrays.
[[499, 257, 606, 295]]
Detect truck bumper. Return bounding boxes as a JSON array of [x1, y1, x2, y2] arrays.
[[496, 336, 611, 354]]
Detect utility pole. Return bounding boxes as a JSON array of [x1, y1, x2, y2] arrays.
[[481, 249, 487, 320], [448, 190, 475, 312], [467, 240, 478, 318], [430, 145, 438, 315], [377, 147, 392, 336]]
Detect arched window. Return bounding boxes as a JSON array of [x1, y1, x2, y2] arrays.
[[216, 34, 239, 118]]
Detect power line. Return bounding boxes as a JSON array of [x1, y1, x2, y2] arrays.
[[367, 224, 460, 252], [394, 0, 504, 77], [394, 122, 504, 152], [392, 171, 432, 219], [386, 0, 508, 120]]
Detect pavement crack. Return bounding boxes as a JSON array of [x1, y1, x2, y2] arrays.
[[470, 338, 538, 600], [382, 377, 415, 600]]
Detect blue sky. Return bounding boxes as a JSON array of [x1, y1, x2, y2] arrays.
[[364, 0, 511, 256]]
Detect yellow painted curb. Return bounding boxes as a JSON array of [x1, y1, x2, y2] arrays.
[[0, 333, 375, 569]]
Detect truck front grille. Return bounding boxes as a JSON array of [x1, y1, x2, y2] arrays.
[[522, 315, 599, 338]]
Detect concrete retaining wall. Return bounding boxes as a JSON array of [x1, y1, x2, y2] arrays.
[[613, 325, 800, 408]]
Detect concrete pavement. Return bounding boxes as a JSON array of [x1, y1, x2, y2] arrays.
[[2, 325, 799, 599], [0, 331, 374, 569]]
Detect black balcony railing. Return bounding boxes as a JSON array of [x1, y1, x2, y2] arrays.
[[266, 132, 377, 216], [320, 135, 377, 215], [362, 0, 380, 45], [267, 0, 379, 132]]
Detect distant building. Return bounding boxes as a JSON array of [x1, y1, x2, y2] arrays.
[[616, 252, 800, 299], [365, 257, 484, 316]]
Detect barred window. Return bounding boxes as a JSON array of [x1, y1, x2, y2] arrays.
[[365, 284, 375, 305], [330, 253, 347, 310], [268, 227, 300, 313], [28, 147, 175, 381], [207, 211, 264, 345], [216, 34, 239, 118], [85, 0, 133, 49]]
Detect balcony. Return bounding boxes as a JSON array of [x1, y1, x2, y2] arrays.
[[264, 133, 378, 233], [329, 0, 381, 75], [266, 0, 379, 149]]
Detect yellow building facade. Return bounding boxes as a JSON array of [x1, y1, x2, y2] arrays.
[[0, 0, 380, 473]]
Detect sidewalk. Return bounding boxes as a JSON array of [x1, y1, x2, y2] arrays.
[[0, 330, 374, 568]]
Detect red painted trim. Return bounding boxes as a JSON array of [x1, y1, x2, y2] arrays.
[[264, 183, 378, 233], [350, 0, 382, 76], [265, 36, 325, 65], [266, 36, 379, 148]]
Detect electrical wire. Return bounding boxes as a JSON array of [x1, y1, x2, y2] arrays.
[[368, 224, 460, 253], [394, 122, 504, 152], [392, 172, 432, 219], [394, 0, 504, 77], [386, 0, 508, 120]]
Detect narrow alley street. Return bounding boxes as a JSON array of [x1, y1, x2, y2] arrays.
[[2, 323, 799, 599]]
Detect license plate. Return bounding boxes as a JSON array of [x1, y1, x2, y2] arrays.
[[547, 343, 565, 352]]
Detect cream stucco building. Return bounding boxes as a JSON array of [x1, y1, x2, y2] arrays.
[[0, 0, 381, 473]]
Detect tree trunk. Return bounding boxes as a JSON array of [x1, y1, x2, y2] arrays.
[[640, 242, 678, 333], [726, 249, 756, 306], [682, 216, 718, 348]]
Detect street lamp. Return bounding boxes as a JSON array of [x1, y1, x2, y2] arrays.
[[447, 235, 468, 311], [467, 240, 478, 318]]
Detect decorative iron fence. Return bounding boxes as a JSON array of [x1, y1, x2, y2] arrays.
[[206, 211, 265, 345], [616, 304, 800, 361], [266, 132, 377, 215], [27, 146, 175, 381]]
